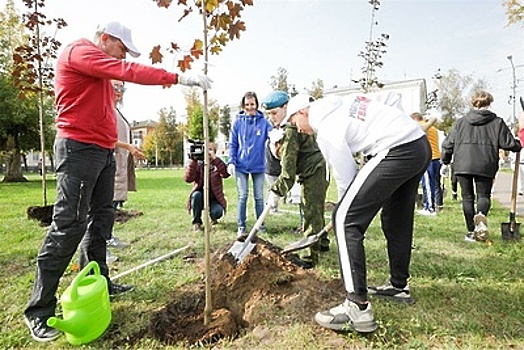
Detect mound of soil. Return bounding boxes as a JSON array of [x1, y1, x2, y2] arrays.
[[146, 238, 344, 347], [27, 206, 142, 226]]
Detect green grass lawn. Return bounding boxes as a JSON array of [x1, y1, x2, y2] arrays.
[[1, 169, 523, 349]]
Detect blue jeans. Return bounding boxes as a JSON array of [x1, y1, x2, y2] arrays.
[[190, 190, 224, 224], [235, 171, 265, 229], [25, 138, 115, 319]]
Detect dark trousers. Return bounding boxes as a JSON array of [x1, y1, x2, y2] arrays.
[[25, 138, 115, 318], [456, 174, 493, 232], [334, 136, 431, 303], [191, 190, 224, 224]]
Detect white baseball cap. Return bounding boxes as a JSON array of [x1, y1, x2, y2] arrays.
[[98, 21, 141, 58], [281, 94, 314, 126]]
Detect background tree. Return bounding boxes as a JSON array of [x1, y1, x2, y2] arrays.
[[185, 88, 219, 141], [269, 67, 290, 93], [0, 0, 58, 184], [156, 107, 185, 166], [307, 78, 324, 99], [219, 104, 231, 140], [435, 68, 489, 134], [504, 0, 524, 24], [353, 0, 390, 92], [141, 131, 157, 166]]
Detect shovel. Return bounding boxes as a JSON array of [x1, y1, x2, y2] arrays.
[[227, 203, 272, 265], [281, 222, 333, 254], [501, 151, 521, 241]]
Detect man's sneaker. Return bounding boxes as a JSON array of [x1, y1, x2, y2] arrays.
[[106, 250, 118, 264], [106, 236, 128, 249], [368, 282, 414, 304], [193, 223, 203, 232], [24, 315, 60, 342], [464, 232, 477, 242], [452, 192, 458, 201], [473, 213, 489, 241], [109, 283, 135, 297], [314, 299, 378, 333]]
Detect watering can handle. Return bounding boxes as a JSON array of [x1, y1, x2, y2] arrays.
[[70, 261, 100, 301]]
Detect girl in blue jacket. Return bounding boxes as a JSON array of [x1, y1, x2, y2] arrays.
[[228, 91, 272, 235]]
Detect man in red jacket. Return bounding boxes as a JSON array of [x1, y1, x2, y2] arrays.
[[24, 21, 212, 342], [184, 143, 230, 231]]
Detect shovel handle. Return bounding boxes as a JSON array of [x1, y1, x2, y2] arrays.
[[510, 152, 520, 213], [243, 203, 272, 245]]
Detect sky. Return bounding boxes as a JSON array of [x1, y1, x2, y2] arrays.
[[3, 0, 524, 123]]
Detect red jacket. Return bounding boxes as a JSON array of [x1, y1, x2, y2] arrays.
[[54, 38, 179, 149], [184, 157, 230, 213]]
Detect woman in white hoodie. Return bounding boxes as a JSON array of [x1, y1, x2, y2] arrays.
[[289, 93, 431, 333]]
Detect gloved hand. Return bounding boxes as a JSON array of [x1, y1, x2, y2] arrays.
[[227, 164, 235, 176], [178, 74, 213, 90], [268, 128, 284, 159], [267, 191, 281, 208], [440, 164, 449, 177]]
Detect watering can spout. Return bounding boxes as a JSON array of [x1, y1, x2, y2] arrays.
[[47, 316, 78, 335]]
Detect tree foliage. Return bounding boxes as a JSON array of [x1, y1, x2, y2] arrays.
[[185, 88, 219, 141], [270, 67, 290, 93], [504, 0, 524, 24], [353, 0, 389, 92], [156, 107, 185, 166], [219, 104, 231, 139], [435, 68, 489, 135], [149, 0, 253, 71], [0, 0, 58, 183], [307, 79, 324, 99]]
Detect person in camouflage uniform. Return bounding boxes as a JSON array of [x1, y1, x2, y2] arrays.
[[262, 91, 329, 268]]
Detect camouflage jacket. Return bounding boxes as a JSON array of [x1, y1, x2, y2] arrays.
[[270, 124, 326, 197]]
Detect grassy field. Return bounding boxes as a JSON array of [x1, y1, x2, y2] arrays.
[[0, 169, 523, 349]]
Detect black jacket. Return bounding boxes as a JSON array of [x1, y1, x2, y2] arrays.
[[441, 109, 521, 178]]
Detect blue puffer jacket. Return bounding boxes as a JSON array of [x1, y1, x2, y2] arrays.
[[228, 110, 272, 174]]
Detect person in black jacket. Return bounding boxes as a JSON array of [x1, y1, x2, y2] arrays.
[[441, 90, 521, 242]]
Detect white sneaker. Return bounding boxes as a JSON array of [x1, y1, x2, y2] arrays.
[[417, 209, 436, 217], [473, 213, 489, 241], [314, 299, 378, 333], [464, 232, 477, 242], [106, 250, 118, 264]]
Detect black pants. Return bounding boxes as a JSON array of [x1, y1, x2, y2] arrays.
[[333, 136, 431, 303], [25, 138, 115, 318], [456, 174, 493, 232]]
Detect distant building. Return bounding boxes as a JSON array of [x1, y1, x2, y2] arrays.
[[131, 119, 158, 148]]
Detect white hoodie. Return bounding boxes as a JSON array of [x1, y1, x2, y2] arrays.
[[309, 94, 424, 198]]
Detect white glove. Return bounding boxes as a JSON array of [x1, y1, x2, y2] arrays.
[[268, 128, 284, 144], [227, 164, 235, 176], [178, 74, 213, 90], [440, 164, 449, 177], [268, 191, 281, 208]]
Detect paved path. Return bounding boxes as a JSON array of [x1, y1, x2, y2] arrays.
[[491, 170, 523, 216]]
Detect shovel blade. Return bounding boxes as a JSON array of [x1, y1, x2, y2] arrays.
[[281, 234, 322, 255], [227, 239, 256, 265], [501, 222, 521, 241]]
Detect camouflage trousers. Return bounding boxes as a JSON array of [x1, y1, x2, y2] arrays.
[[300, 165, 329, 262]]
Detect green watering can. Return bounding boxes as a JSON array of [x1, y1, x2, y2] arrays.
[[47, 261, 112, 346]]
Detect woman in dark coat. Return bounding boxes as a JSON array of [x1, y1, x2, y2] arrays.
[[441, 90, 521, 241]]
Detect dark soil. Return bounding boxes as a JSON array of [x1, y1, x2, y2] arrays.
[[26, 206, 143, 226], [145, 238, 344, 347]]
